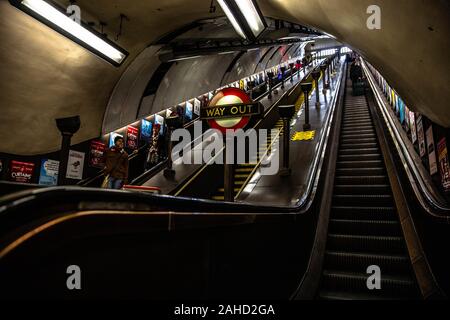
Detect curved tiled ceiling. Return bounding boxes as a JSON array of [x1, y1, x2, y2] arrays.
[[0, 0, 449, 155]]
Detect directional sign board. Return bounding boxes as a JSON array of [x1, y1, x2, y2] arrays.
[[201, 87, 262, 133]]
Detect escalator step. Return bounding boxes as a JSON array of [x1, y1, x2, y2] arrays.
[[343, 118, 372, 123], [318, 290, 402, 300], [321, 271, 417, 297], [342, 123, 373, 129], [328, 219, 401, 236], [339, 148, 379, 155], [340, 138, 377, 144], [338, 154, 381, 161], [331, 206, 396, 221], [342, 121, 372, 126], [334, 184, 391, 194], [234, 174, 250, 179], [344, 112, 370, 117], [335, 175, 388, 184], [343, 115, 371, 120], [333, 194, 394, 206], [327, 234, 405, 253], [336, 167, 385, 176], [336, 160, 383, 168], [341, 131, 375, 137], [324, 251, 411, 274], [218, 188, 241, 192], [235, 168, 254, 173], [340, 143, 378, 150], [341, 133, 376, 140], [341, 124, 375, 130]]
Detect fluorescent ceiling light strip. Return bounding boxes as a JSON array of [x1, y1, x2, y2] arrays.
[[233, 0, 264, 37], [22, 0, 126, 63], [217, 0, 247, 39]]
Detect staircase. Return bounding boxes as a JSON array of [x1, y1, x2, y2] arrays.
[[318, 78, 420, 300], [211, 135, 274, 201]]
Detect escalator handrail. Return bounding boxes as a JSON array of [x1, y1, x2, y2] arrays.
[[362, 60, 450, 221], [293, 57, 345, 211]]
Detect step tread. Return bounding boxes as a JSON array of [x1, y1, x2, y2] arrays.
[[322, 270, 415, 285], [325, 250, 409, 262], [318, 290, 404, 300]]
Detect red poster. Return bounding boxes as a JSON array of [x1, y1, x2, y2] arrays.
[[127, 126, 139, 150], [89, 140, 106, 168], [438, 138, 450, 192], [10, 160, 35, 183]]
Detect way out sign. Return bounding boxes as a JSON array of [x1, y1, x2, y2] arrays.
[[201, 88, 262, 133]]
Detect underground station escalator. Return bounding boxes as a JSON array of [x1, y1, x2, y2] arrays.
[[0, 61, 449, 300], [316, 75, 419, 299]]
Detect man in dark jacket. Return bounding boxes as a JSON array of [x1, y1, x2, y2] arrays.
[[350, 61, 363, 83], [105, 136, 129, 189]]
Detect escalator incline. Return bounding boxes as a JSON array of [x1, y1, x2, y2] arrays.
[[318, 79, 420, 300]]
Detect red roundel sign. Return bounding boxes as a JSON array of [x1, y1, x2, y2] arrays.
[[203, 88, 254, 134]]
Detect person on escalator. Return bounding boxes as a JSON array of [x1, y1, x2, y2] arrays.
[[350, 60, 363, 83], [350, 60, 364, 96], [104, 136, 129, 189]]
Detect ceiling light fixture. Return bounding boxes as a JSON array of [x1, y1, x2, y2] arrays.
[[216, 0, 267, 41], [9, 0, 128, 66]]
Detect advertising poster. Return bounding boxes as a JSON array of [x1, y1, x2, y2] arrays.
[[399, 98, 405, 124], [89, 140, 106, 168], [239, 80, 245, 90], [410, 112, 417, 144], [155, 114, 165, 136], [194, 98, 201, 116], [438, 138, 450, 192], [126, 125, 139, 150], [417, 115, 426, 157], [185, 101, 193, 120], [66, 150, 85, 180], [38, 159, 59, 186], [391, 90, 396, 109], [426, 126, 438, 175], [109, 132, 123, 148], [141, 119, 153, 142], [405, 106, 410, 129], [10, 160, 35, 183]]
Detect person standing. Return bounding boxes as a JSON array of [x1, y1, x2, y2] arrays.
[[104, 136, 129, 189]]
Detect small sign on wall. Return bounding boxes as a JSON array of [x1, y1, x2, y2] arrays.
[[426, 126, 437, 175], [416, 115, 426, 157], [66, 150, 85, 180], [10, 161, 35, 183], [126, 126, 139, 150], [39, 159, 59, 186], [89, 140, 106, 168], [438, 138, 450, 192]]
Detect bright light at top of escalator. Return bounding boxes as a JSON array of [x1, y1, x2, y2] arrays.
[[217, 0, 246, 39], [18, 0, 126, 65], [217, 0, 266, 40], [234, 0, 265, 38]]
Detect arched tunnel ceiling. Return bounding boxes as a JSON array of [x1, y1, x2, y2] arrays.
[[0, 0, 449, 155]]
